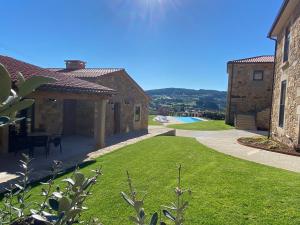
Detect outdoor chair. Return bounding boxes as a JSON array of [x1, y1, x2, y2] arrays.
[[48, 135, 62, 154], [29, 135, 50, 157]]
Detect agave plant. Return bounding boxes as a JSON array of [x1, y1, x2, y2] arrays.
[[0, 63, 56, 126]]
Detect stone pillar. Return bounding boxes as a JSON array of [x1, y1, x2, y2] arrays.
[[0, 126, 9, 154], [94, 99, 107, 149]]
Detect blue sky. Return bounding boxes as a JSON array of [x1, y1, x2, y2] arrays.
[[1, 0, 282, 91]]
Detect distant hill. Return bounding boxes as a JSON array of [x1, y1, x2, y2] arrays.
[[146, 88, 227, 114]]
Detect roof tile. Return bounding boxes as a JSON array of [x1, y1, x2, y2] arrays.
[[228, 55, 274, 64], [0, 56, 115, 95]]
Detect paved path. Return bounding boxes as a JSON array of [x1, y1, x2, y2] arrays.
[[176, 129, 300, 173]]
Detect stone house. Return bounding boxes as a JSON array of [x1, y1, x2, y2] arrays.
[[268, 0, 300, 148], [0, 56, 149, 153], [50, 60, 149, 139], [226, 56, 274, 130]]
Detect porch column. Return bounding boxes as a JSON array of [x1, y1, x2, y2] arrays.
[[94, 99, 107, 149], [0, 127, 9, 154]]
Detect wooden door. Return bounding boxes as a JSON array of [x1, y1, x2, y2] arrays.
[[63, 100, 77, 135], [114, 103, 121, 134]]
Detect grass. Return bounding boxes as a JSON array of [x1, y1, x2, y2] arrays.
[[22, 136, 300, 224], [148, 115, 162, 126], [167, 120, 233, 131]]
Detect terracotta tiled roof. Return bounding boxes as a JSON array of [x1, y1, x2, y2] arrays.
[[228, 55, 274, 64], [49, 68, 124, 78], [0, 55, 115, 95]]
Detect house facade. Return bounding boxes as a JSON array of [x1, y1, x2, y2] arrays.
[[50, 60, 149, 138], [0, 56, 149, 154], [269, 0, 300, 148], [226, 56, 274, 130]]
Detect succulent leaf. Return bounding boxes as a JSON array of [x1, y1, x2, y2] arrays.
[[58, 196, 71, 212], [149, 212, 158, 225], [18, 76, 56, 97], [1, 99, 34, 117], [49, 198, 59, 211], [74, 172, 85, 186], [0, 63, 11, 102], [121, 192, 134, 206], [162, 210, 176, 221]]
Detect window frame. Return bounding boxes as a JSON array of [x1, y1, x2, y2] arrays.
[[253, 70, 264, 81], [283, 26, 291, 62], [134, 105, 141, 122], [279, 80, 287, 128]]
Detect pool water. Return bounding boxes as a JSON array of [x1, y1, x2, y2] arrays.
[[175, 117, 203, 123]]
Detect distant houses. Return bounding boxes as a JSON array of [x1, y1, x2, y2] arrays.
[[0, 56, 149, 154], [226, 0, 300, 149]]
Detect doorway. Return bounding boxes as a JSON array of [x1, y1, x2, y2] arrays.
[[63, 100, 77, 135], [114, 102, 121, 134]]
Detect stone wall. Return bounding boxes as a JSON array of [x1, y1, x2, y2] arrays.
[[226, 62, 274, 129], [34, 98, 63, 135], [82, 71, 149, 137], [271, 2, 300, 148]]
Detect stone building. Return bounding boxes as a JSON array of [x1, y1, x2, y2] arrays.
[[226, 56, 274, 130], [0, 55, 149, 153], [50, 60, 149, 138], [268, 0, 300, 148]]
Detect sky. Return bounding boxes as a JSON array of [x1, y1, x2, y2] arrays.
[[0, 0, 283, 91]]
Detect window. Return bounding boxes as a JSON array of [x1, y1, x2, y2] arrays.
[[134, 105, 141, 122], [253, 70, 264, 81], [283, 27, 290, 62], [279, 80, 287, 127]]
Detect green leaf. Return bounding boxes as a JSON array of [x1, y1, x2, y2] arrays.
[[49, 198, 59, 211], [62, 178, 75, 186], [58, 196, 71, 212], [16, 72, 25, 87], [0, 116, 10, 126], [52, 192, 62, 198], [31, 214, 47, 222], [1, 99, 34, 116], [149, 212, 158, 225], [162, 210, 176, 221], [74, 172, 85, 186], [139, 208, 145, 219], [0, 64, 11, 102], [121, 192, 134, 206], [18, 76, 56, 97]]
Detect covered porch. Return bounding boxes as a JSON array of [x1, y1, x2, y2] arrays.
[[0, 90, 109, 155]]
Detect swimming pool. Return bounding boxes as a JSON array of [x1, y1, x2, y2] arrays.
[[175, 117, 203, 123]]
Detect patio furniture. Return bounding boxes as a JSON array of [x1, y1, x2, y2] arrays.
[[48, 135, 62, 153], [28, 132, 50, 157]]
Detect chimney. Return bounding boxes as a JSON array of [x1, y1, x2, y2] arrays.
[[65, 60, 86, 70]]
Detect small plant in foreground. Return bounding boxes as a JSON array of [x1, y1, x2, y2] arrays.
[[121, 165, 191, 225], [121, 171, 158, 225], [0, 154, 102, 225], [162, 165, 191, 225]]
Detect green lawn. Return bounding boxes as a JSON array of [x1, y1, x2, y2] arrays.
[[148, 115, 162, 126], [24, 136, 300, 224], [168, 120, 233, 131]]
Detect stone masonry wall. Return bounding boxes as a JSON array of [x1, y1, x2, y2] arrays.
[[226, 62, 274, 129], [34, 98, 63, 135], [83, 71, 149, 138], [271, 2, 300, 148]]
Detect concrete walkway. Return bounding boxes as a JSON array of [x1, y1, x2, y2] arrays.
[[176, 129, 300, 173]]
